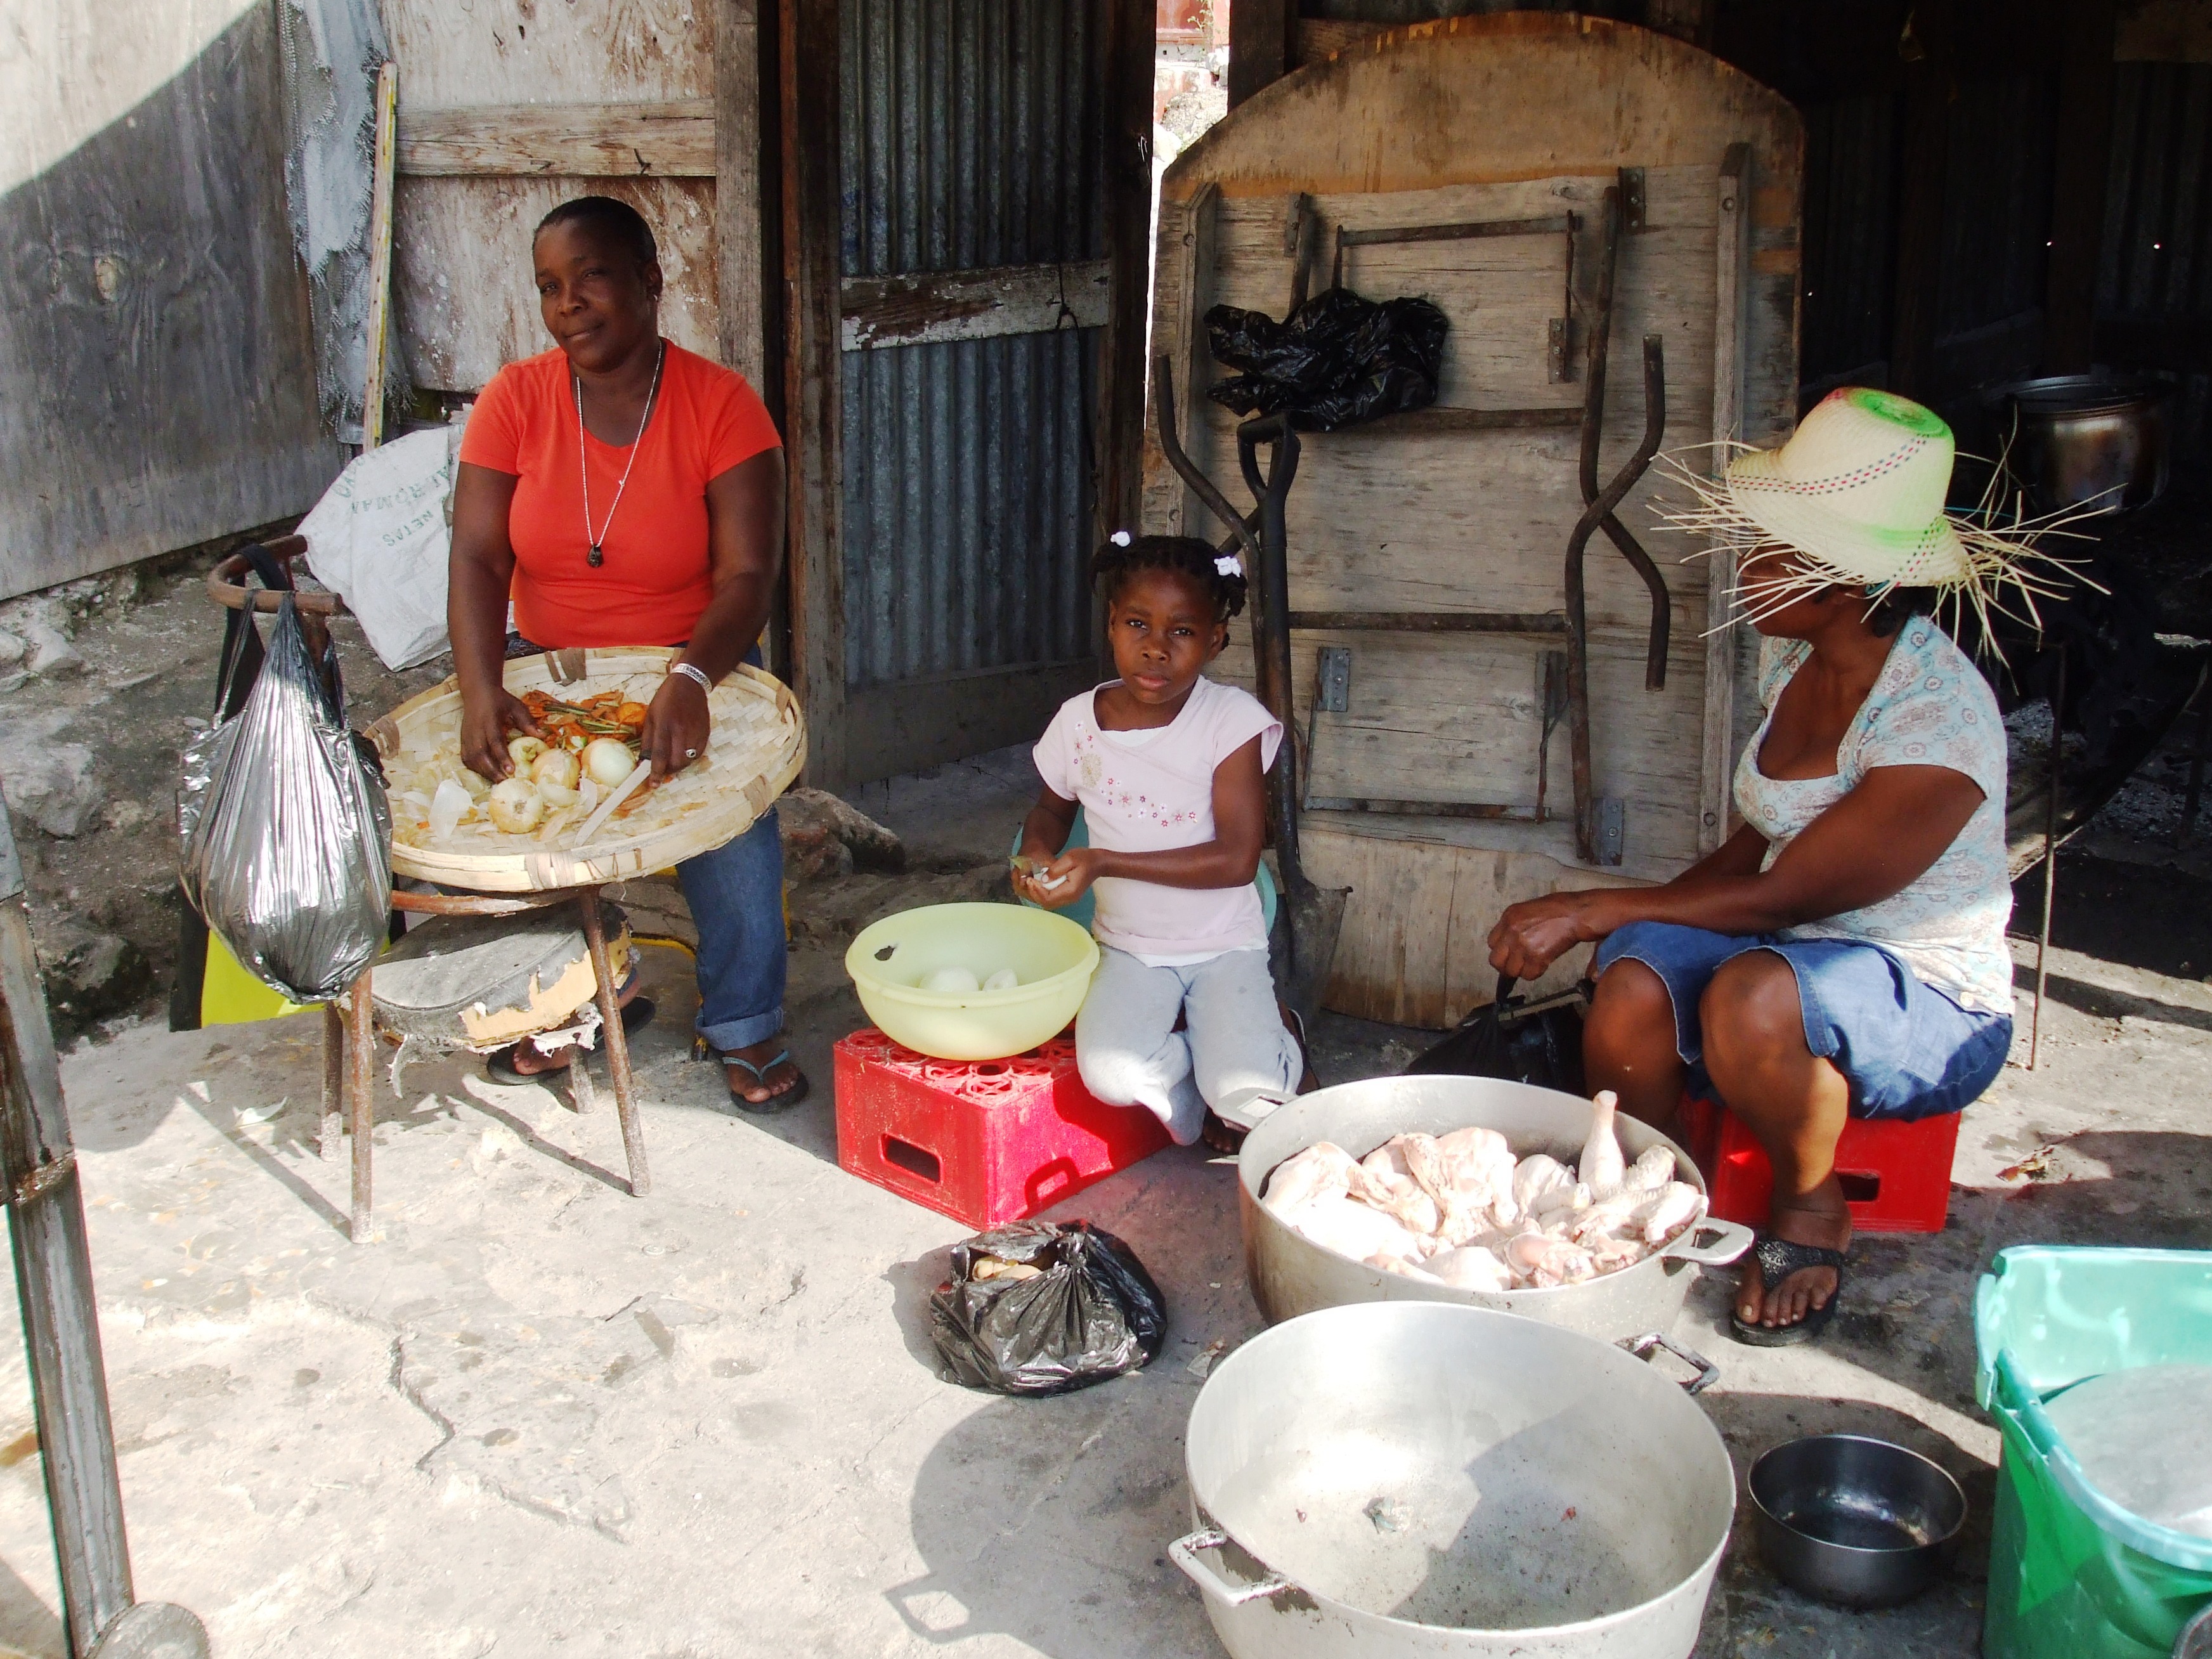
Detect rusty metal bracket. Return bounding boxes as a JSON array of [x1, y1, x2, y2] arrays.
[[6, 1150, 77, 1210], [1620, 167, 1648, 233]]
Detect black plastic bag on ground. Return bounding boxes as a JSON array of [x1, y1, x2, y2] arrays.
[[929, 1221, 1167, 1396], [1405, 973, 1587, 1094], [1206, 287, 1449, 432]]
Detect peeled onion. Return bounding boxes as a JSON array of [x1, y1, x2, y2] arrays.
[[582, 737, 637, 786], [920, 966, 981, 994], [507, 736, 547, 771], [528, 751, 579, 800], [486, 778, 547, 833], [983, 968, 1020, 991]]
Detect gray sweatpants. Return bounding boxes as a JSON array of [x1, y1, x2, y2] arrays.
[[1074, 946, 1303, 1146]]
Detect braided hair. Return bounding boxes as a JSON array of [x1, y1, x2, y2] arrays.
[[1090, 533, 1248, 621]]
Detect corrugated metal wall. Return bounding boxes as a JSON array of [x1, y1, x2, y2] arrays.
[[1799, 92, 1898, 385], [2100, 62, 2212, 323], [1935, 70, 2055, 339], [838, 0, 1109, 691]]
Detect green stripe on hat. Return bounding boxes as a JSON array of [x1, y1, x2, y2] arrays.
[[1844, 387, 1950, 439]]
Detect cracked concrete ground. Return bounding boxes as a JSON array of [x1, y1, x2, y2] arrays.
[[0, 746, 2204, 1658]]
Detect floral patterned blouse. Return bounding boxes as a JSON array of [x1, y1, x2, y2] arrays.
[[1736, 620, 2014, 1014]]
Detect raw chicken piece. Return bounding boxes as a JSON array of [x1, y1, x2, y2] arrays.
[[1620, 1143, 1679, 1195], [1504, 1230, 1597, 1288], [1383, 1133, 1477, 1242], [1585, 1233, 1652, 1273], [1358, 1141, 1445, 1235], [1568, 1192, 1644, 1245], [1580, 1090, 1627, 1199], [1436, 1126, 1522, 1230], [1638, 1181, 1705, 1247], [1282, 1194, 1431, 1266], [1264, 1143, 1358, 1214], [1424, 1244, 1514, 1292], [1369, 1252, 1443, 1284], [1512, 1153, 1575, 1214]]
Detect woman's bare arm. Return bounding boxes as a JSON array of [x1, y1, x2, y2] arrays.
[[641, 448, 788, 779], [450, 461, 539, 779], [1488, 766, 1984, 980]]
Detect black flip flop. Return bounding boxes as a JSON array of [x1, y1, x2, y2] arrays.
[[484, 998, 656, 1086], [722, 1048, 811, 1115], [1729, 1235, 1848, 1347]]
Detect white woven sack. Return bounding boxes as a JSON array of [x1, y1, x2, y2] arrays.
[[299, 425, 462, 670]]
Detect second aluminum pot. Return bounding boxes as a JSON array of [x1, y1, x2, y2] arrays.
[[1238, 1074, 1752, 1339]]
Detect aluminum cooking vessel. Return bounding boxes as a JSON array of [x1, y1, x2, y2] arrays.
[[1237, 1074, 1752, 1339], [1990, 373, 2173, 516], [1172, 1302, 1736, 1659]]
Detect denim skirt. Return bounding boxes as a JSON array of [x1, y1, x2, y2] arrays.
[[1591, 921, 2012, 1121]]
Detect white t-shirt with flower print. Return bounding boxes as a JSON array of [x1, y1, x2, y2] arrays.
[[1736, 620, 2014, 1015], [1032, 677, 1282, 962]]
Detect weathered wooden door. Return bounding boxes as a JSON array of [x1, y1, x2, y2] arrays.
[[828, 0, 1140, 783]]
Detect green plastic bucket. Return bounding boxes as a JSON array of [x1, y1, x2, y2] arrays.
[[1975, 1247, 2212, 1659]]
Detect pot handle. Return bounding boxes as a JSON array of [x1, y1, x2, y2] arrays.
[[1662, 1216, 1755, 1267], [1623, 1330, 1721, 1396], [1169, 1528, 1297, 1607]]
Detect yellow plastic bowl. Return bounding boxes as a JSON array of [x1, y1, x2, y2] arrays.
[[844, 903, 1099, 1061]]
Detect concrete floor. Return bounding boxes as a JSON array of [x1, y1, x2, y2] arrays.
[[0, 750, 2206, 1658]]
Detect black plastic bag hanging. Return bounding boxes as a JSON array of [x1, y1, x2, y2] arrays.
[[177, 593, 393, 1003], [1205, 287, 1449, 433], [1405, 973, 1587, 1094], [928, 1221, 1167, 1396]]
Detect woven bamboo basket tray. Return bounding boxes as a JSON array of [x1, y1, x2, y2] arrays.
[[368, 648, 805, 892]]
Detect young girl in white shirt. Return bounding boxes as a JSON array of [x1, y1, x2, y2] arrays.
[[1015, 533, 1315, 1151]]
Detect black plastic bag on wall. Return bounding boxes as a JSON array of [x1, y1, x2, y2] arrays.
[[1206, 287, 1450, 432], [929, 1221, 1168, 1396]]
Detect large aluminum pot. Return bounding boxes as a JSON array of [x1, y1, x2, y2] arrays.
[[1172, 1302, 1736, 1659], [1239, 1075, 1752, 1339], [1990, 374, 2173, 515]]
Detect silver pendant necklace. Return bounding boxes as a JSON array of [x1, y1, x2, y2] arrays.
[[575, 339, 665, 568]]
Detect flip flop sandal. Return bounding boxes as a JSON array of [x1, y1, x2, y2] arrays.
[[1202, 1010, 1317, 1154], [1729, 1235, 1848, 1348], [723, 1049, 810, 1115], [484, 998, 656, 1086]]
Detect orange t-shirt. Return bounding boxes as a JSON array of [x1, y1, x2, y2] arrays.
[[459, 342, 782, 647]]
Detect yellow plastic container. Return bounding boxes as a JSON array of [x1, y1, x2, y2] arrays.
[[844, 903, 1098, 1061]]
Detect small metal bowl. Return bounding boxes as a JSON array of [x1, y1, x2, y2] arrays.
[[1748, 1435, 1967, 1608]]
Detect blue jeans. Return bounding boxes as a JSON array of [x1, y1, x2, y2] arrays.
[[1593, 921, 2012, 1121], [679, 809, 787, 1054], [512, 633, 787, 1053]]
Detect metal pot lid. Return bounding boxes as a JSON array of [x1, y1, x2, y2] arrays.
[[1989, 373, 2175, 415]]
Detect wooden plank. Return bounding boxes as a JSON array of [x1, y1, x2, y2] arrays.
[[838, 261, 1113, 350], [1301, 826, 1643, 1027], [715, 0, 769, 388], [1296, 19, 1389, 67], [381, 1, 714, 107], [2117, 0, 2212, 61], [1228, 0, 1295, 108], [1699, 141, 1750, 857], [2045, 0, 2119, 372], [781, 0, 845, 784], [394, 101, 717, 178], [393, 176, 719, 392], [362, 63, 401, 449], [843, 660, 1098, 786]]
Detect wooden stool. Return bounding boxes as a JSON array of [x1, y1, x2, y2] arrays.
[[324, 885, 651, 1243]]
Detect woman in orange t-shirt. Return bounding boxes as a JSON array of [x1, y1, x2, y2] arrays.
[[450, 195, 805, 1110]]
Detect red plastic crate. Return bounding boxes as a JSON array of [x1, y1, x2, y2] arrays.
[[1679, 1095, 1960, 1234], [833, 1027, 1171, 1228]]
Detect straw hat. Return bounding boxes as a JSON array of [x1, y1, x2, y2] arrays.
[[1668, 386, 2071, 632]]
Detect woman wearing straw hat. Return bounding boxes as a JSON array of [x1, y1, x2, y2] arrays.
[[1489, 388, 2057, 1346]]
